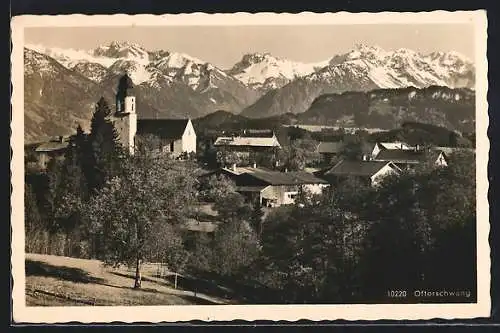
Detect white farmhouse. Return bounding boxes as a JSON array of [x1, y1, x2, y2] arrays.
[[136, 118, 197, 157]]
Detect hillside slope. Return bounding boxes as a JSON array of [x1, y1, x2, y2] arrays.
[[196, 87, 475, 134], [295, 86, 475, 133], [25, 253, 232, 306]]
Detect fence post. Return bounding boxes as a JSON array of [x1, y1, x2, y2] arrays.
[[174, 272, 178, 289]]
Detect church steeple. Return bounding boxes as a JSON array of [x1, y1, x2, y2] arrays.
[[113, 73, 137, 155], [116, 73, 136, 114]]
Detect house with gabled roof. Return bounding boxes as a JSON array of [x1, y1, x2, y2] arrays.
[[214, 133, 281, 150], [136, 118, 196, 157], [320, 159, 402, 187], [316, 141, 345, 163], [211, 165, 329, 207], [212, 132, 282, 167], [371, 141, 414, 158], [26, 136, 70, 170]]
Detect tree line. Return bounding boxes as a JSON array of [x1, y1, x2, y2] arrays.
[[253, 151, 476, 303]]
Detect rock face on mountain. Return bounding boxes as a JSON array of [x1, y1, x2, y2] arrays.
[[71, 62, 109, 83], [240, 44, 475, 118], [23, 42, 475, 142]]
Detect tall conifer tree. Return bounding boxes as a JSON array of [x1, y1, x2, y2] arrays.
[[86, 97, 124, 194]]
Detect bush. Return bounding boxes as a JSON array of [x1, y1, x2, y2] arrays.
[[186, 233, 213, 272]]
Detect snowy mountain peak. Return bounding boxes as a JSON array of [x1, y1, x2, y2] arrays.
[[24, 48, 57, 76], [25, 42, 218, 88], [394, 47, 418, 55], [239, 52, 276, 64], [227, 52, 328, 90], [153, 51, 205, 70], [71, 62, 109, 82], [428, 50, 472, 65], [25, 43, 114, 68], [353, 43, 386, 54], [93, 41, 149, 63]]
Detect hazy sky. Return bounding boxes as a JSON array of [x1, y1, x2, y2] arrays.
[[25, 24, 475, 69]]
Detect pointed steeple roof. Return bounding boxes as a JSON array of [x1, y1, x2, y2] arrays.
[[117, 73, 135, 97]]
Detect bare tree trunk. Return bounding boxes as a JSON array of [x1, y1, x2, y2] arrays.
[[134, 254, 142, 289]]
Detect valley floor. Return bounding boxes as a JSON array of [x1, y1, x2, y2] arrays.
[[25, 253, 235, 306]]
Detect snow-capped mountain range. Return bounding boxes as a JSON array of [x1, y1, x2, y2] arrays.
[[26, 41, 474, 92], [27, 42, 215, 88], [314, 44, 473, 90], [23, 41, 475, 141]]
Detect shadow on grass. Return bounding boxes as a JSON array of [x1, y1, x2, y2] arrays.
[[109, 271, 220, 304], [112, 271, 237, 302], [109, 271, 179, 294], [26, 259, 105, 284], [159, 272, 282, 304], [110, 271, 164, 285], [108, 266, 281, 304], [176, 294, 218, 305], [161, 274, 234, 299]]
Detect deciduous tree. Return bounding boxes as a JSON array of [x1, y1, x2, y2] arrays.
[[210, 220, 260, 276], [198, 174, 237, 202], [82, 154, 197, 288]]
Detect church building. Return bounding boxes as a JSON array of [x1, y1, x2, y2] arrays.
[[113, 73, 196, 157]]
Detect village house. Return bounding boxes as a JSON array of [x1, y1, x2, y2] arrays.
[[136, 118, 197, 158], [371, 148, 448, 170], [213, 132, 281, 158], [27, 136, 70, 170], [316, 141, 345, 164], [371, 141, 414, 158], [212, 165, 329, 207], [320, 159, 402, 187]]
